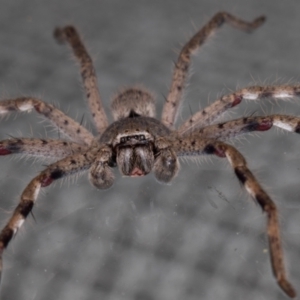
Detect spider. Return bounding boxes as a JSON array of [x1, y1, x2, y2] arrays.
[[0, 11, 297, 298]]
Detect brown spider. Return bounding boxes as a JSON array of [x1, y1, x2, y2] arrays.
[[0, 12, 297, 298]]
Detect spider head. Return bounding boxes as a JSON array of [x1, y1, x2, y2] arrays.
[[115, 133, 155, 177], [114, 133, 179, 183]]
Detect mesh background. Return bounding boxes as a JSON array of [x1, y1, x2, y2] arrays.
[[0, 1, 299, 300]]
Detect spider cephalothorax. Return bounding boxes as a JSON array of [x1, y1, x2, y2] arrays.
[[0, 12, 297, 298], [98, 87, 179, 183]]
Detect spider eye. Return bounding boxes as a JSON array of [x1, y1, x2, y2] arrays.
[[119, 134, 147, 144]]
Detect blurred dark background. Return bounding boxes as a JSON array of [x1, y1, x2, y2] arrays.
[[0, 1, 299, 299]]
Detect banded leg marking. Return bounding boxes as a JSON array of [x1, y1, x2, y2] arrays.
[[173, 137, 296, 298], [195, 114, 300, 140], [179, 85, 300, 134], [0, 148, 97, 281]]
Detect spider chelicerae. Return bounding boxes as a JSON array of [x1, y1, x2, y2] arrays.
[[0, 12, 297, 298]]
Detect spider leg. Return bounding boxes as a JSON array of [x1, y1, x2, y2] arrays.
[[173, 136, 296, 298], [179, 85, 300, 134], [89, 145, 115, 189], [0, 138, 87, 158], [0, 97, 94, 145], [54, 26, 109, 135], [161, 12, 265, 129], [195, 114, 300, 140], [0, 147, 98, 283]]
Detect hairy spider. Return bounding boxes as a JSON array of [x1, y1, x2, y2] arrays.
[[0, 12, 297, 298]]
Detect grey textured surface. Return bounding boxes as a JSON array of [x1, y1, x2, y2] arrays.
[[0, 1, 299, 300]]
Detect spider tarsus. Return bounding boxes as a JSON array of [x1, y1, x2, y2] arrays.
[[253, 15, 266, 27], [54, 25, 78, 45], [278, 278, 296, 298]]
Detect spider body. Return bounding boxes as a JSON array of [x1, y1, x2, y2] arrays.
[[98, 88, 177, 181], [0, 12, 298, 298]]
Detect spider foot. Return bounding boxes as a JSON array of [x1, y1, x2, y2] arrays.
[[53, 26, 74, 44], [278, 277, 296, 298]]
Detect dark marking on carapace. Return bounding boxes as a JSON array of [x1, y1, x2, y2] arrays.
[[128, 110, 140, 118]]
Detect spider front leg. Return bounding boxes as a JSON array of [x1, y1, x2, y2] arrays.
[[0, 147, 98, 282], [173, 135, 296, 298], [161, 12, 265, 129], [54, 26, 109, 135]]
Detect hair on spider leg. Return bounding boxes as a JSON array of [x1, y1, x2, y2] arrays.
[[80, 113, 85, 126], [0, 12, 299, 298], [30, 210, 37, 224]]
